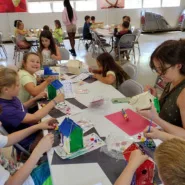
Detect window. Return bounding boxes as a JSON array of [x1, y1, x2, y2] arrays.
[[28, 2, 52, 13], [124, 0, 142, 9], [143, 0, 161, 8], [162, 0, 181, 7], [75, 0, 97, 11], [52, 1, 75, 12]]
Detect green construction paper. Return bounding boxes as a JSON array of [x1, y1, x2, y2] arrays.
[[70, 126, 84, 153], [47, 84, 57, 100], [154, 97, 160, 113]]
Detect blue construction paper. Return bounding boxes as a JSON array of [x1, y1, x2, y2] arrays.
[[51, 80, 63, 90], [44, 66, 59, 76]]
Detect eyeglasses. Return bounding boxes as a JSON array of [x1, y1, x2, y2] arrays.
[[153, 65, 173, 75]]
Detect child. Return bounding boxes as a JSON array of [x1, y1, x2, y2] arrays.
[[114, 138, 185, 185], [15, 21, 31, 49], [39, 30, 62, 66], [53, 20, 63, 45], [0, 67, 64, 151], [114, 21, 132, 60], [18, 52, 56, 103], [0, 119, 56, 185], [43, 25, 50, 31], [91, 16, 104, 25], [144, 39, 185, 128], [90, 53, 130, 88]]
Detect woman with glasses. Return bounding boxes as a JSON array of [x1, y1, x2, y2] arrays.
[[141, 39, 185, 131]]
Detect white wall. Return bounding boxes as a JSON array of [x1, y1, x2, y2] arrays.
[[0, 0, 185, 41]]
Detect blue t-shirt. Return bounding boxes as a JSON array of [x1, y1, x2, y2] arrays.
[[83, 22, 92, 39], [0, 97, 37, 149]]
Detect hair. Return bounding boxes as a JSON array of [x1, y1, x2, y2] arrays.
[[54, 20, 62, 28], [16, 21, 23, 29], [122, 21, 130, 29], [39, 30, 56, 55], [64, 0, 73, 23], [150, 39, 185, 75], [21, 52, 40, 69], [155, 138, 185, 185], [43, 25, 50, 31], [14, 20, 22, 27], [91, 16, 95, 21], [85, 15, 90, 22], [123, 16, 131, 22], [97, 53, 130, 87], [0, 67, 18, 94]]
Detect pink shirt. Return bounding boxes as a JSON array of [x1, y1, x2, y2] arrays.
[[62, 7, 77, 26]]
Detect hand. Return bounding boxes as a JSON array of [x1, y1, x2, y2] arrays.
[[51, 54, 56, 60], [38, 118, 58, 130], [34, 133, 54, 157], [46, 76, 57, 84], [137, 103, 159, 121], [128, 150, 148, 171], [144, 85, 157, 96], [93, 73, 98, 79], [35, 92, 47, 101], [54, 93, 64, 104], [143, 126, 161, 139], [89, 67, 93, 73]]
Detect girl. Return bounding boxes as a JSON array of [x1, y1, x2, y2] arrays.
[[90, 53, 130, 88], [0, 119, 56, 185], [0, 67, 64, 151], [18, 52, 56, 103], [62, 0, 77, 56], [53, 20, 63, 45], [15, 21, 31, 49], [144, 39, 185, 128], [39, 30, 62, 66]]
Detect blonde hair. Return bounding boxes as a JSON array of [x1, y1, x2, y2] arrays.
[[0, 67, 18, 94], [155, 138, 185, 185]]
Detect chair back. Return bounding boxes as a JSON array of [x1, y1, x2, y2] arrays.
[[59, 47, 70, 60], [118, 79, 143, 97], [132, 28, 141, 42], [122, 63, 137, 80], [118, 34, 136, 49], [78, 27, 83, 36]]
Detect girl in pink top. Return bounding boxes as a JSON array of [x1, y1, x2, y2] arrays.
[[62, 0, 77, 56]]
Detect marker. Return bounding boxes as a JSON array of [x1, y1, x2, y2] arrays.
[[121, 109, 129, 121]]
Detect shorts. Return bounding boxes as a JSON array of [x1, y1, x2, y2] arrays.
[[66, 24, 76, 33]]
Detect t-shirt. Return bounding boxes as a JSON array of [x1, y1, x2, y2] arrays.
[[0, 135, 34, 185], [53, 28, 63, 43], [18, 70, 37, 103], [83, 22, 92, 39], [106, 71, 117, 88], [0, 97, 36, 149]]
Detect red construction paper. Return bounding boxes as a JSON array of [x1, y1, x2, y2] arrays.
[[105, 109, 156, 136]]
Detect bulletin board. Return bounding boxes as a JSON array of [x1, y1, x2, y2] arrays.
[[100, 0, 124, 9]]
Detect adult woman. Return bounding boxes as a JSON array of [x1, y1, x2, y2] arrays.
[[62, 0, 77, 56], [144, 39, 185, 129]]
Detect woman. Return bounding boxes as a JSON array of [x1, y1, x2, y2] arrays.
[[143, 39, 185, 129], [62, 0, 77, 56]]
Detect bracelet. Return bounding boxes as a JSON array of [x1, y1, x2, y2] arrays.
[[52, 99, 58, 106]]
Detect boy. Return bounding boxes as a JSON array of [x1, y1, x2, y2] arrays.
[[83, 15, 92, 50]]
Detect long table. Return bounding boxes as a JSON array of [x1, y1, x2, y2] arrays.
[[42, 76, 162, 185]]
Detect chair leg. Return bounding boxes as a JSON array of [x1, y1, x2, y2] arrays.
[[133, 47, 136, 64], [2, 45, 7, 59], [138, 43, 141, 56]]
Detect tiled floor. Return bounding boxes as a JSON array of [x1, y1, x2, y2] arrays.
[[0, 31, 184, 160]]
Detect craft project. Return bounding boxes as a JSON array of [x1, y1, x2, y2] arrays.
[[89, 97, 104, 107], [123, 143, 155, 185], [71, 73, 92, 83], [105, 109, 156, 136], [44, 66, 59, 76], [59, 118, 84, 153], [61, 80, 75, 99], [51, 80, 63, 90]]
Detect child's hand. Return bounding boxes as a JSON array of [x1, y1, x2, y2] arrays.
[[128, 150, 148, 171], [34, 133, 54, 157], [35, 92, 47, 101], [46, 76, 57, 84], [144, 85, 157, 96], [143, 126, 161, 139], [38, 118, 58, 130], [54, 93, 64, 104]]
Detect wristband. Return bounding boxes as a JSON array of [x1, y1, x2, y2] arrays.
[[52, 99, 58, 106]]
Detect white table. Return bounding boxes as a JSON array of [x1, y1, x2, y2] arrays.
[[43, 80, 162, 185], [95, 28, 113, 37], [25, 36, 39, 42]]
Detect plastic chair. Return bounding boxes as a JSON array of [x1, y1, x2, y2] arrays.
[[132, 28, 141, 56], [118, 79, 143, 97], [59, 47, 70, 60], [0, 32, 7, 60], [78, 27, 85, 49], [118, 34, 136, 64], [10, 35, 29, 65], [122, 63, 137, 80]]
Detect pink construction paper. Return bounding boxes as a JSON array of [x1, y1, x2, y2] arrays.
[[105, 109, 156, 136]]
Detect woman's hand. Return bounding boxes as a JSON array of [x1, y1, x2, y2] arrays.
[[144, 85, 157, 96], [143, 126, 162, 139]]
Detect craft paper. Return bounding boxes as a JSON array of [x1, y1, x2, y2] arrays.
[[105, 109, 156, 136]]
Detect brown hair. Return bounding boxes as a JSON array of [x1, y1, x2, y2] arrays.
[[54, 20, 62, 29], [21, 52, 40, 69], [155, 138, 185, 185], [150, 39, 185, 75], [0, 67, 18, 94], [16, 21, 23, 29], [123, 16, 131, 22], [97, 53, 130, 88]]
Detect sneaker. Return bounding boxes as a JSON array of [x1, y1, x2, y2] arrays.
[[69, 49, 73, 53], [71, 49, 77, 57]]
